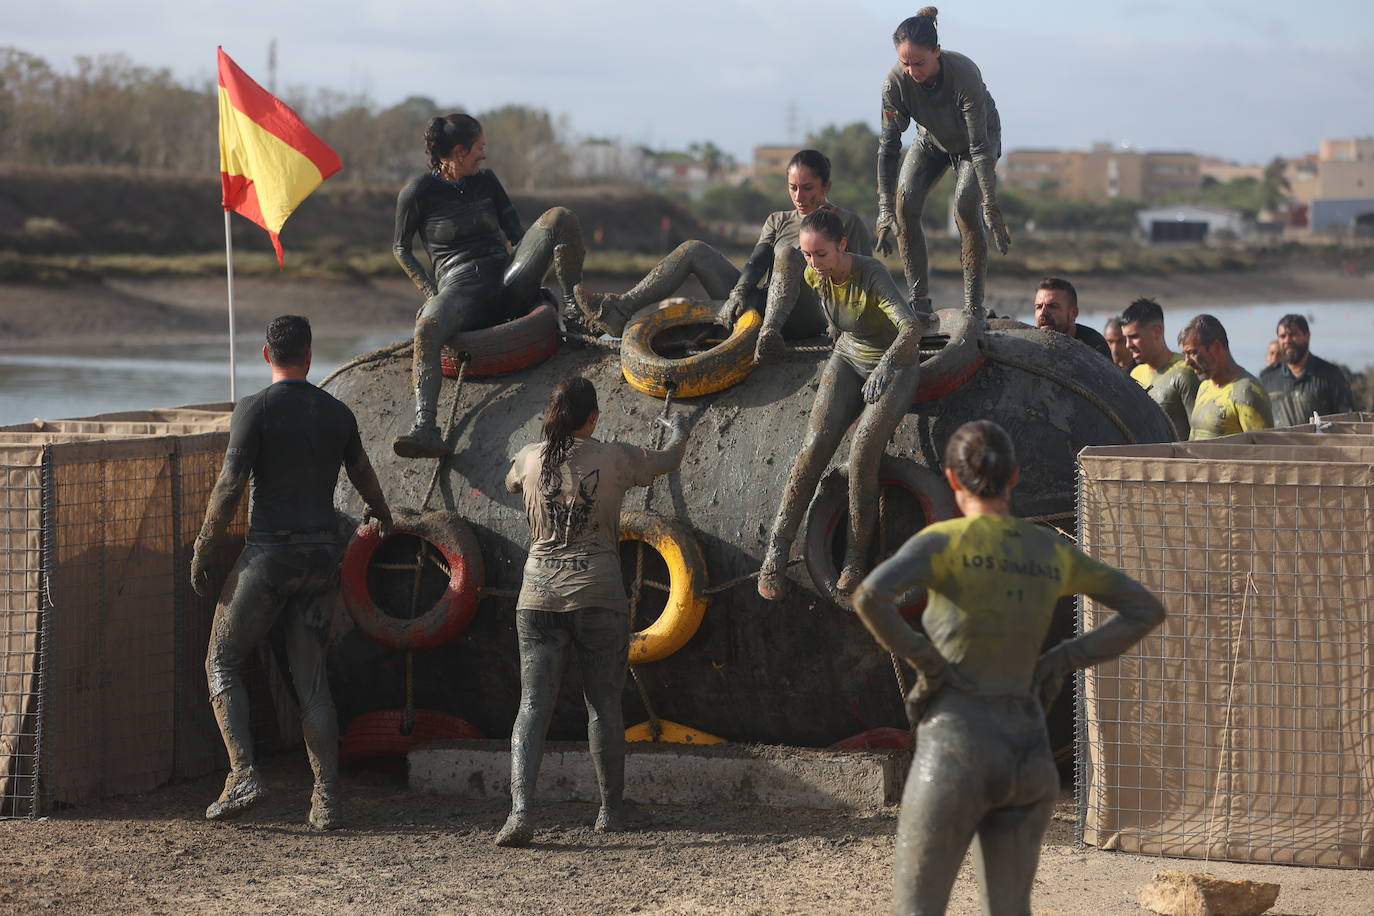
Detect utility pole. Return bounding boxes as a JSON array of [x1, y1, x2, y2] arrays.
[[267, 39, 278, 94]]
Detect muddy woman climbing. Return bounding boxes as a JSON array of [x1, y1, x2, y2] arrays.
[[392, 113, 592, 458], [756, 208, 931, 600], [852, 420, 1164, 916], [498, 376, 692, 847], [574, 149, 869, 363], [876, 7, 1009, 319]]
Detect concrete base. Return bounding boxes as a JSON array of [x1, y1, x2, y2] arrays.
[[409, 739, 909, 811]]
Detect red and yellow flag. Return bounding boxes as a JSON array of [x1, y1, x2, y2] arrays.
[[217, 47, 341, 264]]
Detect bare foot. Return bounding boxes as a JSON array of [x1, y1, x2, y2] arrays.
[[757, 539, 789, 601], [836, 554, 868, 593]]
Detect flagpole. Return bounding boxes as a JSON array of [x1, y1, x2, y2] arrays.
[[224, 209, 237, 402]]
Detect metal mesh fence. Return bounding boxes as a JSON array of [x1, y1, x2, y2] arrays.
[[0, 458, 46, 817], [1075, 437, 1374, 868]]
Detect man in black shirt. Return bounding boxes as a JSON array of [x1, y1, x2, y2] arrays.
[[1032, 277, 1112, 361], [191, 316, 393, 829], [1260, 313, 1354, 427]]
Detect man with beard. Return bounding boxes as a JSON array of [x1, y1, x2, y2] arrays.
[[1031, 278, 1112, 360], [1178, 314, 1272, 439], [1260, 314, 1354, 426], [1122, 297, 1199, 439]]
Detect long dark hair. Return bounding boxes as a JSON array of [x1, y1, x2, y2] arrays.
[[539, 376, 598, 492], [893, 7, 939, 49], [425, 114, 482, 173], [943, 420, 1016, 498]]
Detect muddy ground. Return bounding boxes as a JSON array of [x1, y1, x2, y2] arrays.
[[1, 266, 1370, 349], [2, 753, 1370, 915]]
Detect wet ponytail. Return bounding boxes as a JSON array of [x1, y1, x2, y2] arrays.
[[539, 376, 599, 492], [943, 420, 1016, 498], [425, 113, 482, 173], [893, 7, 939, 50]]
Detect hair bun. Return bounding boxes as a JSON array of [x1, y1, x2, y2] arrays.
[[917, 6, 938, 19]]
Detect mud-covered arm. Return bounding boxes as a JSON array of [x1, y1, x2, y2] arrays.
[[853, 530, 953, 676], [489, 172, 525, 248], [393, 177, 437, 298], [191, 403, 258, 596], [632, 414, 691, 481], [344, 433, 392, 534], [862, 268, 926, 403], [1032, 550, 1165, 707], [876, 75, 909, 222]]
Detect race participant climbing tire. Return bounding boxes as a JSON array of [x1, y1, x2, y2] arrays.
[[621, 298, 763, 398], [803, 455, 955, 611], [914, 308, 985, 403], [341, 510, 485, 650], [441, 294, 562, 379], [618, 511, 709, 664]]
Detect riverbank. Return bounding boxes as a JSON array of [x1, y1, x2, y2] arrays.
[[1, 266, 1369, 349]]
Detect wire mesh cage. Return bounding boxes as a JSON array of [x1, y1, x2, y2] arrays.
[[1075, 427, 1374, 869]]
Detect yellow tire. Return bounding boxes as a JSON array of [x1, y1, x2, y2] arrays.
[[620, 511, 709, 664], [620, 297, 763, 399], [625, 719, 725, 744]]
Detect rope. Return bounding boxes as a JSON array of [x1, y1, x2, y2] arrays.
[[319, 338, 412, 388], [981, 346, 1138, 444], [629, 665, 663, 741], [421, 355, 468, 512]]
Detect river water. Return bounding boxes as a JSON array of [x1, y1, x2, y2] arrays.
[[1, 300, 1370, 427]]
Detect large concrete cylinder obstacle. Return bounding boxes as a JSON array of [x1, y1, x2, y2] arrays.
[[326, 311, 1173, 748]]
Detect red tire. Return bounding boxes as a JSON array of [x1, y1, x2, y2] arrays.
[[802, 455, 955, 614], [341, 511, 485, 650], [914, 308, 985, 403], [340, 708, 486, 764], [830, 727, 913, 751], [441, 296, 561, 379]]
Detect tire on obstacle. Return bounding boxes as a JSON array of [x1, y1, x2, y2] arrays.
[[619, 511, 709, 664], [441, 296, 561, 379], [620, 298, 763, 398]]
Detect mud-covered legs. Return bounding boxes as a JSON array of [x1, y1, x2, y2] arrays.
[[574, 240, 740, 336], [758, 355, 864, 599], [503, 206, 586, 312], [951, 160, 989, 320], [498, 607, 631, 847], [896, 144, 992, 318]]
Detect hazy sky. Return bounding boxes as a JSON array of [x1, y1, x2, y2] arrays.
[[9, 0, 1373, 164]]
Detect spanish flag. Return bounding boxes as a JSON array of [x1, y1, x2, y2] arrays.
[[217, 47, 340, 264]]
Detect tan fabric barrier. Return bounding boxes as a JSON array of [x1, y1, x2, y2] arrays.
[[1076, 428, 1374, 867], [0, 407, 241, 813]]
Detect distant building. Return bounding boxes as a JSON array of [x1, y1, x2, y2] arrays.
[[753, 145, 800, 179], [1136, 204, 1244, 244], [1002, 143, 1202, 202], [568, 142, 654, 182], [1282, 137, 1374, 236], [1199, 157, 1264, 185]]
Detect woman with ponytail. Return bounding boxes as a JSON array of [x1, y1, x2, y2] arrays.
[[852, 420, 1164, 914], [875, 7, 1009, 320], [392, 113, 592, 459], [499, 376, 691, 847]]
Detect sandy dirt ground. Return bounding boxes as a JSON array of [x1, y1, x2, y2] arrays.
[[0, 267, 1369, 349], [2, 754, 1371, 915]]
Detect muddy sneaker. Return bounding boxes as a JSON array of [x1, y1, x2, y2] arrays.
[[393, 423, 446, 459], [753, 327, 786, 365], [205, 767, 266, 820], [756, 538, 790, 602], [308, 782, 341, 831], [494, 809, 533, 848], [571, 284, 629, 337], [836, 551, 868, 594]]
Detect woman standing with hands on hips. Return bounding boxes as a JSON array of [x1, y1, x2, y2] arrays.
[[498, 377, 691, 847], [875, 7, 1009, 320], [392, 114, 591, 459]]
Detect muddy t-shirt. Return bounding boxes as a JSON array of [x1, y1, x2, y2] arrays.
[[759, 204, 872, 257], [879, 50, 1001, 162], [223, 379, 364, 537], [804, 254, 918, 376], [1131, 352, 1201, 439], [1260, 355, 1355, 427], [890, 514, 1155, 695], [506, 438, 659, 612], [1188, 371, 1274, 439]]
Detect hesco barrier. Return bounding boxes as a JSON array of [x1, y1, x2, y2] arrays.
[[0, 405, 291, 818], [1075, 413, 1374, 868]]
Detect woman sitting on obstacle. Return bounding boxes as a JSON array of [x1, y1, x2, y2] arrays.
[[852, 420, 1164, 915], [574, 148, 870, 364], [392, 113, 591, 459], [757, 208, 929, 600], [875, 7, 1009, 319], [499, 376, 691, 847]]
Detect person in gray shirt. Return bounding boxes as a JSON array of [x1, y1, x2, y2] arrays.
[[1260, 313, 1354, 426], [875, 7, 1009, 319]]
